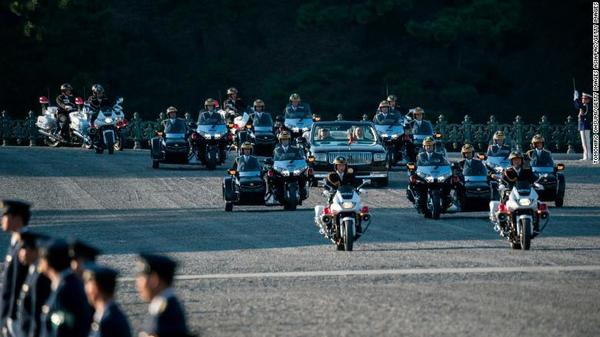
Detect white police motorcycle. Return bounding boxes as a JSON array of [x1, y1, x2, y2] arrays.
[[87, 97, 124, 154], [314, 180, 372, 251]]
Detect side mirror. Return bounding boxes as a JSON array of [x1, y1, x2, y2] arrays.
[[117, 97, 124, 104], [228, 169, 237, 175], [406, 162, 416, 171], [556, 163, 565, 171]]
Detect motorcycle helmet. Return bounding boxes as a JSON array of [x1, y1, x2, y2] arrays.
[[91, 84, 104, 95], [289, 93, 301, 102], [227, 87, 238, 95], [413, 107, 424, 116], [461, 144, 474, 158], [241, 141, 253, 152], [378, 100, 390, 110], [60, 83, 73, 93], [531, 134, 544, 147], [493, 130, 505, 141], [422, 136, 435, 147], [204, 98, 216, 109], [278, 131, 291, 140], [253, 99, 265, 108], [166, 106, 178, 115], [386, 94, 397, 102], [508, 151, 523, 161], [333, 156, 347, 165]]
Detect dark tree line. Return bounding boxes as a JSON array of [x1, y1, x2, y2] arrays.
[[0, 0, 592, 122]]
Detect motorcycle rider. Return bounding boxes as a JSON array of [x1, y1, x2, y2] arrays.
[[486, 131, 512, 157], [247, 99, 272, 126], [454, 144, 489, 197], [55, 83, 77, 137], [386, 94, 403, 116], [372, 100, 399, 125], [411, 107, 434, 140], [323, 156, 362, 232], [269, 131, 308, 202], [222, 87, 245, 116], [526, 134, 554, 167], [87, 84, 112, 126], [197, 98, 227, 162], [283, 93, 311, 118], [501, 151, 537, 194], [231, 142, 260, 172], [160, 106, 186, 133], [413, 137, 454, 210]]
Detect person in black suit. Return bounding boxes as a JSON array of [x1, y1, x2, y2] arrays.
[[135, 254, 192, 337], [16, 231, 51, 337], [502, 151, 537, 190], [38, 239, 91, 337], [231, 142, 261, 172], [83, 265, 131, 337], [1, 199, 31, 337]]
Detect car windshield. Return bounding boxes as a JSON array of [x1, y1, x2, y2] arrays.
[[165, 119, 187, 133], [312, 124, 378, 145], [239, 159, 261, 172], [273, 151, 305, 161]]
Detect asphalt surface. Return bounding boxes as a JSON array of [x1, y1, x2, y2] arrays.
[[1, 146, 599, 337]]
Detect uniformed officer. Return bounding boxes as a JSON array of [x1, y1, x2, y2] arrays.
[[283, 93, 311, 118], [222, 87, 245, 115], [135, 254, 192, 337], [573, 90, 592, 160], [416, 137, 448, 166], [247, 99, 272, 127], [324, 156, 359, 194], [16, 231, 51, 337], [83, 265, 131, 337], [372, 100, 399, 125], [526, 135, 554, 167], [1, 199, 31, 337], [159, 107, 187, 133], [486, 131, 511, 157], [197, 99, 224, 125], [386, 94, 403, 116], [502, 151, 537, 190], [54, 84, 77, 137], [232, 142, 260, 172], [38, 239, 91, 337], [411, 107, 434, 136], [68, 240, 100, 279]]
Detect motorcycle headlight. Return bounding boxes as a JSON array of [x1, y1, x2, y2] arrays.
[[391, 134, 399, 139], [519, 198, 532, 206], [203, 133, 212, 139], [426, 176, 435, 183], [314, 153, 327, 162], [104, 117, 113, 123], [293, 169, 304, 176], [341, 201, 355, 209], [381, 133, 388, 138], [282, 170, 290, 176], [373, 153, 386, 161], [437, 174, 449, 182], [292, 127, 300, 133], [214, 134, 222, 139]]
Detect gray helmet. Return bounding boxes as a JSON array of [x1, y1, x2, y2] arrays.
[[91, 84, 104, 95], [60, 83, 73, 92]]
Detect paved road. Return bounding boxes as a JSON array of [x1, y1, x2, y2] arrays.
[[1, 147, 599, 337]]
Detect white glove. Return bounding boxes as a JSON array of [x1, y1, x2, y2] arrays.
[[574, 90, 579, 101]]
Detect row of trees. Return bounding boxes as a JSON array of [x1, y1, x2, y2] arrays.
[[0, 0, 592, 121]]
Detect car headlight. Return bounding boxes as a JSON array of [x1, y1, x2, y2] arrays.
[[437, 174, 449, 182], [293, 169, 305, 176], [203, 133, 212, 139], [314, 153, 327, 161], [341, 201, 355, 209], [519, 198, 532, 206], [104, 117, 113, 123], [426, 176, 434, 183], [381, 133, 388, 138], [281, 170, 290, 176], [391, 134, 399, 139], [214, 134, 222, 139], [373, 153, 386, 161]]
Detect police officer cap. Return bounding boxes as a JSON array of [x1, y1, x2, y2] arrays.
[[1, 199, 32, 224], [136, 253, 177, 285], [68, 239, 101, 261], [20, 231, 49, 249], [83, 264, 119, 295], [39, 239, 71, 271]]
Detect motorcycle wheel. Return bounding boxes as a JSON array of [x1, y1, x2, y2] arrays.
[[430, 190, 441, 220], [343, 220, 354, 251], [107, 137, 115, 155], [225, 202, 233, 212], [45, 138, 61, 147], [555, 174, 565, 207], [152, 160, 159, 169], [520, 218, 531, 250]]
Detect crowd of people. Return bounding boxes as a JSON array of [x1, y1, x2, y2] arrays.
[[0, 200, 192, 337]]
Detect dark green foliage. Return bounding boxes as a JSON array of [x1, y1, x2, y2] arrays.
[[0, 0, 591, 123]]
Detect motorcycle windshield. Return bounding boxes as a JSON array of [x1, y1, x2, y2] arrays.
[[413, 134, 433, 143], [254, 115, 273, 127], [197, 124, 227, 136], [514, 180, 532, 195], [416, 165, 452, 179], [238, 170, 261, 177], [531, 166, 554, 173], [239, 160, 261, 172], [463, 161, 488, 176], [375, 124, 404, 136], [284, 118, 313, 130], [486, 156, 510, 169], [273, 159, 308, 173], [165, 120, 187, 134], [254, 126, 273, 133], [337, 184, 355, 199]]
